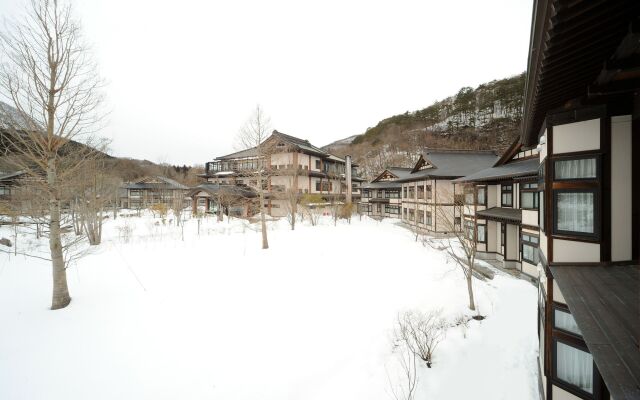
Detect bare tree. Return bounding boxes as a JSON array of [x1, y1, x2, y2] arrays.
[[0, 0, 105, 309], [394, 309, 446, 368], [386, 341, 419, 400], [237, 105, 271, 249], [283, 186, 298, 230], [300, 193, 322, 226], [432, 185, 478, 311], [75, 158, 121, 245]]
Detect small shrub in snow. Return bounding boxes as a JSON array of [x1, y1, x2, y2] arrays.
[[117, 222, 134, 244], [395, 309, 447, 368]]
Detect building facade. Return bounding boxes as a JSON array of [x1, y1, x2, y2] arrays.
[[119, 176, 190, 209], [454, 140, 540, 278], [522, 1, 640, 399], [398, 149, 498, 234], [202, 131, 363, 217], [359, 168, 411, 218]]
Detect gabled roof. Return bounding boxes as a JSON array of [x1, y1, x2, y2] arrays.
[[398, 149, 498, 182], [454, 158, 539, 183], [216, 130, 328, 160], [124, 176, 189, 190], [371, 167, 413, 183]]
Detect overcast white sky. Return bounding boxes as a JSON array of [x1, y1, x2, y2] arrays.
[[0, 0, 533, 165]]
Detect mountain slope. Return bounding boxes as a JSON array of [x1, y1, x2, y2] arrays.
[[325, 73, 525, 178]]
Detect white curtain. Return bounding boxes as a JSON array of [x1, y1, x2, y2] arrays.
[[555, 158, 596, 179], [556, 342, 593, 393], [555, 309, 582, 336], [557, 192, 594, 233]]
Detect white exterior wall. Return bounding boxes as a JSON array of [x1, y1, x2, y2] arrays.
[[486, 220, 497, 253], [553, 239, 600, 263], [487, 185, 498, 208], [522, 210, 538, 227], [553, 118, 600, 154], [611, 115, 632, 261]]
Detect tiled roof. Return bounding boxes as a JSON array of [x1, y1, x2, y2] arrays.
[[454, 159, 539, 183], [477, 207, 522, 223], [398, 150, 498, 182]]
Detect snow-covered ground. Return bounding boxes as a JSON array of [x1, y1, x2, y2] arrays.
[[0, 213, 539, 400]]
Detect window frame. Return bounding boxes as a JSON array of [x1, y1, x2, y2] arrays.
[[501, 183, 513, 207], [425, 211, 432, 226], [552, 154, 601, 182], [476, 185, 487, 206], [521, 232, 539, 265], [476, 223, 487, 243], [520, 181, 539, 210], [551, 337, 597, 398], [552, 188, 600, 240], [552, 304, 582, 338]]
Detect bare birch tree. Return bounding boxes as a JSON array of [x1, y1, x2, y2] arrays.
[[394, 309, 446, 368], [237, 105, 271, 249], [0, 0, 105, 309]]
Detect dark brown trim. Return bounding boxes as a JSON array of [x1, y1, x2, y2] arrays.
[[632, 92, 640, 260], [600, 116, 611, 262]]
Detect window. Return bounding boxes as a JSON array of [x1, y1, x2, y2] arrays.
[[377, 190, 383, 198], [521, 233, 539, 264], [386, 190, 399, 199], [554, 190, 596, 235], [315, 160, 321, 170], [554, 157, 597, 180], [408, 186, 415, 199], [554, 307, 582, 337], [403, 207, 407, 219], [520, 182, 539, 210], [477, 186, 486, 205], [363, 189, 370, 198], [501, 184, 513, 207], [417, 211, 424, 224], [554, 340, 593, 395], [426, 185, 432, 200], [403, 187, 407, 198], [426, 211, 432, 226], [464, 186, 474, 205], [477, 224, 486, 243], [387, 205, 400, 215], [464, 220, 475, 240], [408, 208, 415, 221], [454, 216, 461, 227], [417, 185, 424, 199]]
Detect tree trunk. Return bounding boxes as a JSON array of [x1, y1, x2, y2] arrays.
[[48, 162, 71, 310], [260, 190, 269, 249], [466, 274, 475, 311]]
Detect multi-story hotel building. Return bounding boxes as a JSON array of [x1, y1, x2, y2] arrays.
[[198, 131, 363, 217], [399, 149, 498, 234], [359, 167, 412, 218], [454, 140, 540, 279], [521, 1, 639, 399]]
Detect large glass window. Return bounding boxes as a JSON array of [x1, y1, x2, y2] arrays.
[[426, 211, 432, 226], [555, 341, 593, 394], [520, 182, 539, 210], [417, 211, 424, 224], [554, 157, 597, 180], [417, 185, 424, 199], [426, 185, 432, 200], [554, 191, 595, 235]]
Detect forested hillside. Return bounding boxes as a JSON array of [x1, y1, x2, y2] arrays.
[[325, 73, 525, 178]]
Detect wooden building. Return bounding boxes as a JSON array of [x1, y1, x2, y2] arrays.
[[398, 149, 498, 234], [359, 167, 411, 218], [454, 140, 540, 278], [119, 176, 190, 209], [202, 131, 364, 217], [521, 1, 640, 399]]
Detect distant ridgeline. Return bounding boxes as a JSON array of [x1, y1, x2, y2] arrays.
[[354, 72, 525, 145]]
